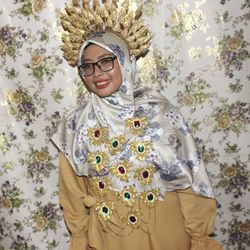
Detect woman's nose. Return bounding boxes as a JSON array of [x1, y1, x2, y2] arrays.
[[93, 64, 103, 77]]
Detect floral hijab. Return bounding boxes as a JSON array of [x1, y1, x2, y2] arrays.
[[52, 32, 215, 199]]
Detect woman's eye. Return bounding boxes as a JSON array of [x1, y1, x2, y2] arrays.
[[82, 64, 91, 70], [100, 57, 112, 65]]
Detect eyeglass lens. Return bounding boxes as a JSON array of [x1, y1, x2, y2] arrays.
[[79, 56, 116, 76]]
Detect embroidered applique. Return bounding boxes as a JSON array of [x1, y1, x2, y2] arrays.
[[116, 186, 137, 207], [105, 135, 126, 155], [125, 116, 148, 135], [95, 202, 115, 221], [129, 141, 152, 161], [87, 152, 108, 171], [90, 177, 111, 196], [134, 165, 156, 185], [110, 160, 131, 181], [125, 210, 141, 228], [86, 120, 160, 230], [87, 127, 109, 145], [140, 189, 160, 208]]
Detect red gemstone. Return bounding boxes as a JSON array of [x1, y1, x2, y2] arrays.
[[98, 181, 105, 189], [129, 215, 137, 223], [134, 120, 141, 128], [118, 166, 125, 174], [94, 129, 101, 138], [142, 170, 149, 178]]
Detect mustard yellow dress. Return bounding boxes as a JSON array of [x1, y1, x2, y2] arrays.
[[59, 153, 222, 250]]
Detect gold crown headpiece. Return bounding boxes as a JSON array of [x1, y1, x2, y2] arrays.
[[60, 0, 152, 66]]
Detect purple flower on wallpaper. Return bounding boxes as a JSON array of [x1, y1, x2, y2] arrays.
[[1, 26, 12, 42], [230, 104, 242, 118], [221, 51, 231, 63], [29, 162, 40, 173], [18, 102, 33, 112], [156, 67, 166, 80], [43, 205, 54, 220]]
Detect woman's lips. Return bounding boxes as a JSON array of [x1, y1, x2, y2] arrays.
[[95, 80, 110, 89]]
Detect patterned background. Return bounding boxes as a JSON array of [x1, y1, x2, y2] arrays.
[[0, 0, 249, 249]]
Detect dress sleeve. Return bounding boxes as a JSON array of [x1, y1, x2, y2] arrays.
[[177, 188, 222, 250], [59, 152, 89, 250]]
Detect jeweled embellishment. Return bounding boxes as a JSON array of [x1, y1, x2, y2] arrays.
[[110, 160, 131, 181], [87, 152, 108, 171], [95, 202, 114, 221], [126, 211, 141, 228], [106, 135, 125, 155], [140, 189, 160, 208], [125, 116, 148, 135], [135, 165, 156, 185], [87, 127, 109, 145], [130, 141, 152, 161], [117, 186, 136, 207], [90, 177, 111, 196]]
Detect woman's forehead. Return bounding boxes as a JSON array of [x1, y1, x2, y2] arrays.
[[82, 44, 113, 61]]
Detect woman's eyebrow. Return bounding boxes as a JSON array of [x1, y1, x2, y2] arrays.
[[82, 53, 114, 62]]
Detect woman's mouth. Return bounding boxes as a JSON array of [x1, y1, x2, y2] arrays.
[[95, 80, 110, 89]]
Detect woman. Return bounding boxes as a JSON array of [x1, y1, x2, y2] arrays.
[[53, 31, 222, 250], [52, 1, 222, 249]]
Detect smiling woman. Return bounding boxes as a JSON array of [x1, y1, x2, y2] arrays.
[[80, 44, 122, 97], [50, 1, 222, 250]]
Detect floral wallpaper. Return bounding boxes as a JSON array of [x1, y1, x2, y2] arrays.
[[0, 0, 249, 249]]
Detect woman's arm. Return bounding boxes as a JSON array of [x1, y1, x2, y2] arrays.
[[178, 188, 222, 250], [59, 152, 89, 250]]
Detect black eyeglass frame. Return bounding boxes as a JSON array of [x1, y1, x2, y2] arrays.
[[78, 55, 117, 77]]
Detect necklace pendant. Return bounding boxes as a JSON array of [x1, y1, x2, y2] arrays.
[[110, 160, 131, 181], [87, 127, 109, 145], [125, 116, 148, 135], [87, 151, 108, 171], [116, 186, 137, 207], [90, 177, 111, 197], [125, 210, 141, 228], [130, 141, 152, 161], [140, 188, 160, 208], [95, 202, 114, 221], [135, 165, 156, 185], [106, 135, 126, 155]]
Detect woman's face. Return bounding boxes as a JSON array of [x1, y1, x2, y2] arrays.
[[81, 44, 122, 97]]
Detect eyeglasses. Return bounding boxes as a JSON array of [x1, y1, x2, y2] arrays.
[[78, 56, 117, 76]]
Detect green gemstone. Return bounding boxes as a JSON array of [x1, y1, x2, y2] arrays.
[[112, 140, 119, 148], [147, 193, 154, 201], [95, 156, 101, 164], [124, 192, 131, 200], [138, 144, 145, 153], [102, 206, 109, 214]]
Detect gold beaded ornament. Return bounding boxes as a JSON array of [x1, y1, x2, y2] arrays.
[[87, 151, 108, 171], [60, 0, 152, 66]]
